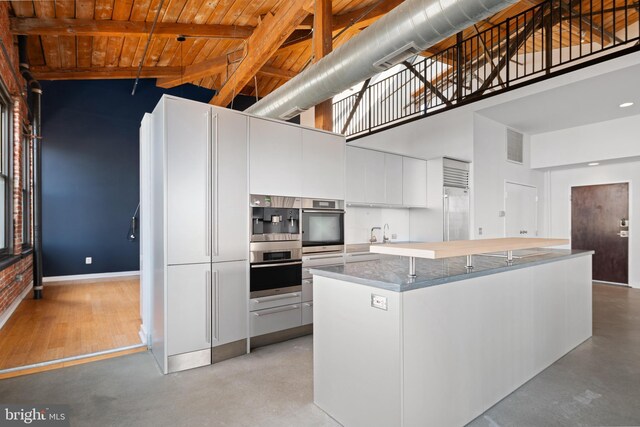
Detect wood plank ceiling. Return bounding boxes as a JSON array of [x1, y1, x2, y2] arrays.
[[8, 0, 637, 103]]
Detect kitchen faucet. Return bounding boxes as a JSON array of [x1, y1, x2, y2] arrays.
[[383, 223, 390, 243], [370, 227, 381, 243]]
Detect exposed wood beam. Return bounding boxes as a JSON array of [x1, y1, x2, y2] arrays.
[[210, 0, 313, 107], [401, 61, 452, 107], [281, 0, 404, 52], [31, 66, 183, 80], [156, 50, 244, 88], [314, 0, 333, 131], [10, 17, 253, 39], [258, 65, 297, 80]]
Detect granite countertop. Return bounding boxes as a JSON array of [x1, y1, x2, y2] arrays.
[[310, 248, 594, 292]]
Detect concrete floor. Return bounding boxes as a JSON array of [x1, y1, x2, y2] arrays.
[[0, 283, 638, 427]]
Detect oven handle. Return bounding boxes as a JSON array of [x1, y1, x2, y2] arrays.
[[250, 261, 303, 268], [252, 293, 301, 304], [302, 209, 345, 214], [253, 305, 300, 316]]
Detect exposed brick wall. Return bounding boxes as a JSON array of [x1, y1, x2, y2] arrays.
[[0, 256, 33, 316], [0, 1, 34, 321]]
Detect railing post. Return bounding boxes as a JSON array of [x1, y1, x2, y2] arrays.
[[545, 3, 552, 74], [456, 32, 463, 102], [505, 17, 510, 87], [367, 85, 372, 133], [423, 62, 428, 116]]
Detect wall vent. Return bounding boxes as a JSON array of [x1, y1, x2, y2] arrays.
[[372, 43, 421, 71], [506, 129, 524, 164], [443, 158, 469, 188], [279, 106, 306, 120]]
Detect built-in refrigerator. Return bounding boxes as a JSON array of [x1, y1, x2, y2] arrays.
[[442, 158, 470, 241], [443, 185, 470, 241]]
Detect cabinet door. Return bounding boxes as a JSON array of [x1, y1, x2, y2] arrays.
[[166, 98, 212, 265], [365, 149, 386, 204], [403, 157, 427, 207], [346, 146, 367, 203], [384, 154, 403, 205], [301, 130, 345, 199], [212, 107, 248, 262], [249, 118, 302, 197], [212, 260, 248, 347], [167, 263, 211, 356]]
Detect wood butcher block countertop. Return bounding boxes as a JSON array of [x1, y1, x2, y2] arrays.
[[368, 237, 569, 259]]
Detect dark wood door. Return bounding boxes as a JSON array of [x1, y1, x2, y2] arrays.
[[571, 183, 629, 284]]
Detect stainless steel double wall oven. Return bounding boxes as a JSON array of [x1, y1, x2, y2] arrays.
[[249, 195, 302, 298]]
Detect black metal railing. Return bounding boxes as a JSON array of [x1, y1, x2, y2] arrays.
[[333, 0, 640, 138]]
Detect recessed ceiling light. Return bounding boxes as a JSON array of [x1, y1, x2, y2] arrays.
[[588, 162, 600, 166], [619, 102, 634, 108]]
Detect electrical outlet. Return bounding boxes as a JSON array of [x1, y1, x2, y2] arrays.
[[85, 257, 92, 265], [371, 294, 388, 311]]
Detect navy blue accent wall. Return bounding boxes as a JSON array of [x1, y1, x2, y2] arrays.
[[40, 79, 259, 276]]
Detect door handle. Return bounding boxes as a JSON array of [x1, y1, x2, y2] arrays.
[[617, 231, 629, 238]]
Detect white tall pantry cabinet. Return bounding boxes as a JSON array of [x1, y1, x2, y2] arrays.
[[147, 95, 248, 374]]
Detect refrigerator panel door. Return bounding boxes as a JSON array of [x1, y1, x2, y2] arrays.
[[444, 186, 470, 241]]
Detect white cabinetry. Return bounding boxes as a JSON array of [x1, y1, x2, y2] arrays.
[[249, 117, 302, 197], [212, 108, 249, 262], [167, 263, 211, 357], [346, 146, 368, 203], [403, 157, 427, 207], [301, 129, 345, 200], [166, 99, 211, 265], [212, 260, 248, 347], [147, 96, 248, 374], [346, 146, 427, 208], [250, 118, 346, 198], [384, 154, 403, 206]]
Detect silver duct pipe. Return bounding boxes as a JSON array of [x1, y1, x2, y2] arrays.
[[245, 0, 518, 119]]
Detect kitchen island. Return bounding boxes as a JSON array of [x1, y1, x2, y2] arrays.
[[310, 244, 593, 427]]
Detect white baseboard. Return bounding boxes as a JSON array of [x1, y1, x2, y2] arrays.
[[0, 282, 33, 331], [43, 271, 140, 283]]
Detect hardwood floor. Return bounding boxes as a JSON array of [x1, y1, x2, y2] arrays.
[[0, 278, 142, 371]]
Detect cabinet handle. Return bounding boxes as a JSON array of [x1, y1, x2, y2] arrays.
[[205, 271, 211, 344], [252, 305, 300, 316], [213, 270, 220, 342], [302, 279, 312, 285], [205, 110, 212, 258], [212, 113, 220, 257], [303, 302, 313, 307], [252, 292, 300, 304]]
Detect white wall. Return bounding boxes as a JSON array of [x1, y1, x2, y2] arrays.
[[531, 114, 640, 168], [473, 115, 546, 239], [345, 207, 410, 244], [349, 109, 474, 161], [546, 161, 639, 288]]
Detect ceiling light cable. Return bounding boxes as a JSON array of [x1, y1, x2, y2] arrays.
[[131, 0, 167, 95]]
